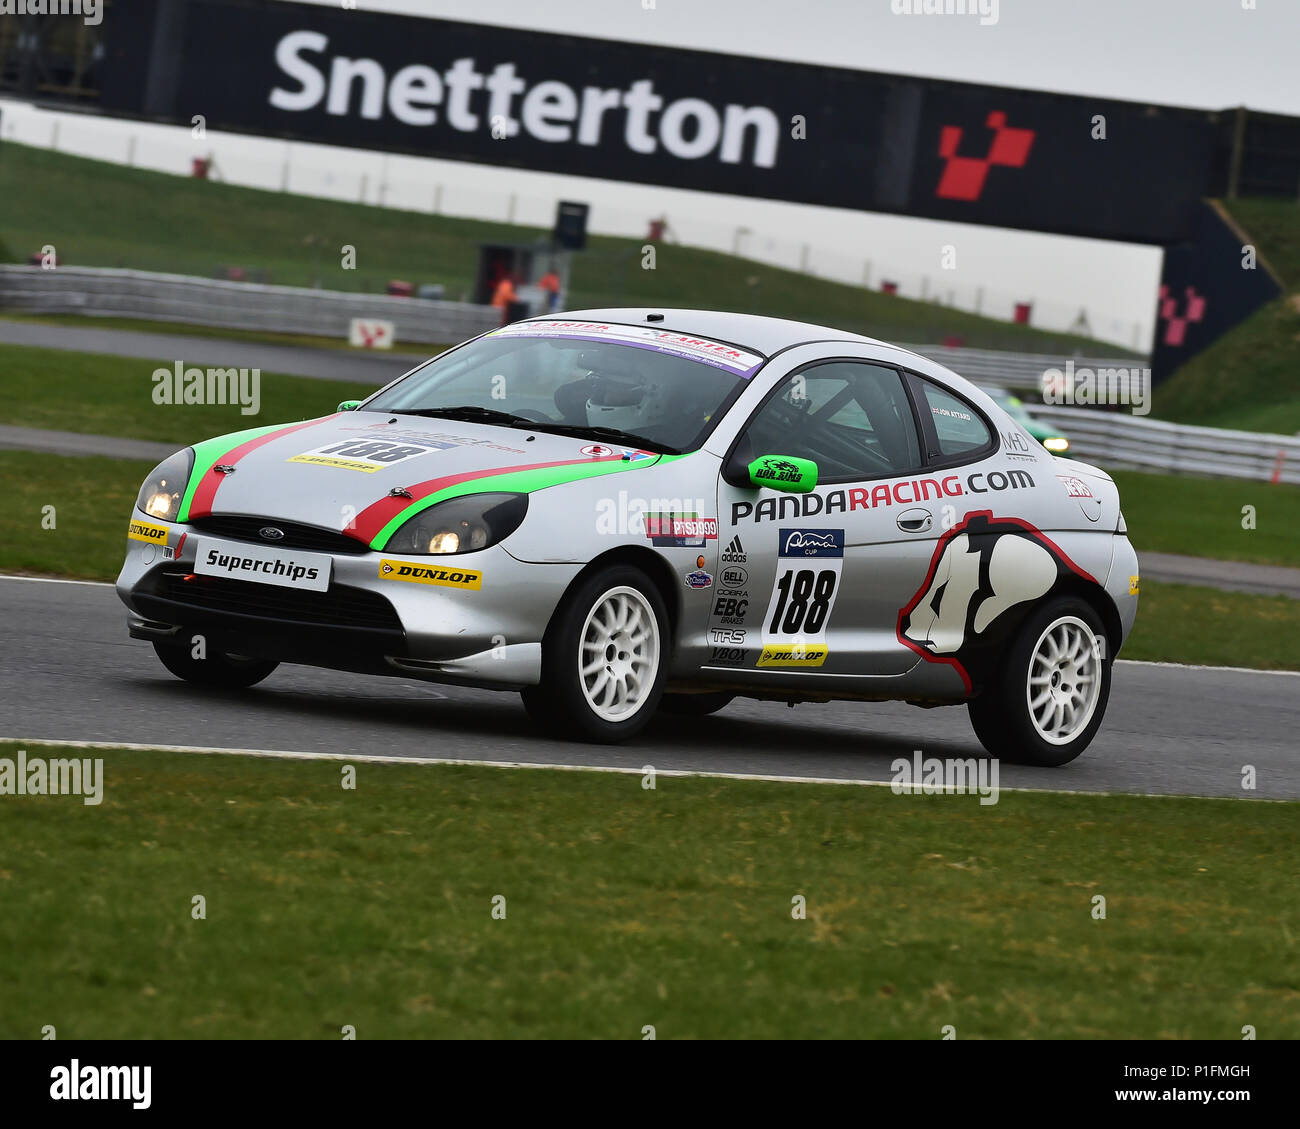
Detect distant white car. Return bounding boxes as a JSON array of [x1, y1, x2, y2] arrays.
[[118, 310, 1138, 764]]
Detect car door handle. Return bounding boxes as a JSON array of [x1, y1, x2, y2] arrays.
[[896, 508, 933, 533]]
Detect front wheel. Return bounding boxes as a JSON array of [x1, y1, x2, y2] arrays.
[[967, 598, 1111, 767], [521, 565, 669, 743], [152, 640, 279, 689]]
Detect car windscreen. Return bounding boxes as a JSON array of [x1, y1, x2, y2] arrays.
[[364, 322, 765, 453]]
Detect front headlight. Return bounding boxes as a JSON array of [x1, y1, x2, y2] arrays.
[[135, 449, 195, 522], [1043, 436, 1070, 452], [384, 493, 528, 555]]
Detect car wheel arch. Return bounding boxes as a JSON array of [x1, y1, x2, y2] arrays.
[[546, 546, 681, 644]]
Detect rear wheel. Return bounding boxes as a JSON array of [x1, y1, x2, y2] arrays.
[[659, 692, 734, 716], [520, 565, 669, 743], [967, 597, 1110, 767], [152, 639, 279, 689]]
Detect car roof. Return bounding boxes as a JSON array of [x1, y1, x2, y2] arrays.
[[526, 308, 906, 359]]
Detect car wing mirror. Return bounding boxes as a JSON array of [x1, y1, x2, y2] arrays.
[[336, 399, 362, 412], [747, 455, 818, 494]]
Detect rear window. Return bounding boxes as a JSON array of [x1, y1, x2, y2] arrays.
[[915, 381, 992, 458]]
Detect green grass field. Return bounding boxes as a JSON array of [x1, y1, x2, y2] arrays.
[[0, 741, 1294, 1040], [2, 452, 1295, 670], [1, 342, 376, 444], [1112, 469, 1300, 568], [0, 140, 1123, 354]]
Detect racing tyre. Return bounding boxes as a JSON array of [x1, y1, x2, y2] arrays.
[[659, 692, 735, 716], [522, 565, 669, 743], [152, 640, 279, 689], [967, 597, 1111, 767]]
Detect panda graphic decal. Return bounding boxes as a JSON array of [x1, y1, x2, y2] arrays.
[[898, 511, 1097, 693]]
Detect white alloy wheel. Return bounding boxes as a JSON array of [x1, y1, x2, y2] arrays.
[[1026, 615, 1103, 746], [578, 585, 660, 723]]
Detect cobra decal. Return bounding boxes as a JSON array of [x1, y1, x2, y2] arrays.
[[897, 511, 1097, 694]]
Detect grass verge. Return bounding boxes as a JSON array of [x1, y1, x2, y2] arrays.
[[1111, 469, 1300, 568], [0, 342, 377, 444], [1121, 579, 1300, 670], [0, 742, 1294, 1039]]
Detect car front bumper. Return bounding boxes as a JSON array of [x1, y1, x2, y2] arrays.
[[115, 523, 580, 689]]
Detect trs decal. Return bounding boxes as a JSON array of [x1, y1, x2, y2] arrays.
[[379, 560, 483, 590], [127, 519, 169, 545], [1129, 574, 1140, 596], [757, 528, 844, 669], [732, 471, 1034, 522], [898, 511, 1097, 694]]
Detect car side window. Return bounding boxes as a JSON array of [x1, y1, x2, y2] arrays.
[[742, 362, 922, 481], [914, 380, 992, 458]]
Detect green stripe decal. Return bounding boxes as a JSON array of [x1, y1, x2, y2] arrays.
[[177, 423, 296, 522], [371, 454, 678, 549]]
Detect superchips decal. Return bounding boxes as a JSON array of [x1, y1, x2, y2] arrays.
[[379, 560, 483, 590], [756, 528, 844, 669], [127, 519, 169, 545], [897, 511, 1097, 694], [489, 320, 765, 376]]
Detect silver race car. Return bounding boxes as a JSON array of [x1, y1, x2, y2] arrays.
[[118, 310, 1139, 764]]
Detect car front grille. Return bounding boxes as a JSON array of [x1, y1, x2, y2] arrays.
[[154, 570, 402, 632], [189, 515, 371, 555]]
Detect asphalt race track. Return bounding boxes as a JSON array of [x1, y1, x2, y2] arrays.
[[2, 576, 1295, 800]]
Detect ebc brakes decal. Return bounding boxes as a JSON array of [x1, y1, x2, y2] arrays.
[[757, 528, 845, 668]]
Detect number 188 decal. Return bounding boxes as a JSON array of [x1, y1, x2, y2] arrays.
[[759, 529, 844, 667]]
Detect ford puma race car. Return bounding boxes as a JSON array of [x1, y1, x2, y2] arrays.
[[118, 310, 1139, 764]]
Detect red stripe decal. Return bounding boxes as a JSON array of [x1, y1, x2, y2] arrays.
[[350, 455, 620, 544], [189, 417, 336, 519]]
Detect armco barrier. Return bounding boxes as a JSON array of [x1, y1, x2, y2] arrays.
[[1028, 404, 1300, 485], [899, 343, 1145, 395], [3, 265, 1290, 484], [0, 265, 500, 344]]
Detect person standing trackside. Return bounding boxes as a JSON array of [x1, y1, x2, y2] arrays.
[[538, 266, 561, 312], [492, 272, 519, 324]]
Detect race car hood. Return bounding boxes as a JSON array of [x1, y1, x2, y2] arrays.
[[177, 410, 662, 549]]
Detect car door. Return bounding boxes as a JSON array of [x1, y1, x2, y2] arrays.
[[708, 359, 941, 683]]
